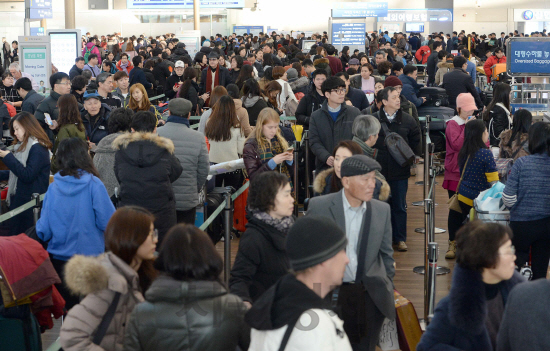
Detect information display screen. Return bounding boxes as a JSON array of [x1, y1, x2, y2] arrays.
[[49, 32, 79, 77], [507, 38, 550, 76], [332, 2, 388, 18], [332, 23, 366, 46], [405, 23, 424, 33], [127, 0, 244, 9]]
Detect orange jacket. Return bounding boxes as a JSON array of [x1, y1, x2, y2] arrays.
[[116, 60, 134, 74], [483, 55, 506, 81]]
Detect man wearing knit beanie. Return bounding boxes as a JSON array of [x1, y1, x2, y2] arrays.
[[246, 215, 352, 351], [307, 154, 396, 351]]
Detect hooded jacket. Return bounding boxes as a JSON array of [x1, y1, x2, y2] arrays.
[[113, 132, 183, 240], [288, 76, 310, 95], [36, 172, 115, 261], [313, 58, 332, 78], [93, 132, 124, 197], [233, 98, 253, 137], [124, 275, 250, 351], [60, 253, 144, 351], [435, 61, 454, 86], [229, 217, 290, 303], [443, 116, 466, 188], [242, 95, 268, 126], [399, 74, 425, 108], [246, 274, 352, 351], [417, 265, 524, 351], [295, 89, 326, 127]]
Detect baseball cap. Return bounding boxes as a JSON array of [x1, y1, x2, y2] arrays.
[[175, 60, 185, 68]]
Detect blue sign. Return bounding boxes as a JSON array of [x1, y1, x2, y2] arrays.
[[233, 26, 263, 36], [26, 0, 52, 9], [29, 8, 52, 19], [332, 23, 366, 46], [522, 10, 534, 20], [332, 2, 388, 18], [30, 27, 45, 36], [509, 41, 550, 75], [127, 0, 244, 9]]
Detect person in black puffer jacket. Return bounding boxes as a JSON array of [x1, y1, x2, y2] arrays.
[[176, 67, 209, 115], [165, 62, 186, 99], [229, 172, 295, 307], [482, 82, 512, 147], [113, 111, 183, 244], [295, 69, 327, 127], [80, 92, 112, 146]]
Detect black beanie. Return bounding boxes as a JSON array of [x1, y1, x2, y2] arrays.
[[285, 215, 347, 271]]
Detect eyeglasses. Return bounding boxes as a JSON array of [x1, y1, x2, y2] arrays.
[[499, 245, 515, 256], [150, 229, 158, 241], [331, 88, 347, 95], [58, 82, 71, 86]]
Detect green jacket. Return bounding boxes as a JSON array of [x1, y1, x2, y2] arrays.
[[51, 123, 86, 174]]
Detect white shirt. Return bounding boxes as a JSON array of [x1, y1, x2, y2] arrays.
[[342, 190, 366, 283]]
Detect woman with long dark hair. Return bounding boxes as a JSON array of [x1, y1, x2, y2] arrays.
[[0, 112, 51, 235], [37, 137, 115, 309], [51, 94, 86, 173], [176, 67, 209, 115], [229, 55, 244, 84], [499, 109, 532, 160], [340, 46, 350, 71], [125, 224, 250, 351], [242, 78, 268, 126], [60, 206, 157, 351], [205, 95, 245, 189], [198, 85, 228, 134], [263, 80, 283, 115], [258, 66, 273, 91], [235, 64, 255, 91], [448, 119, 498, 241], [483, 82, 511, 147]]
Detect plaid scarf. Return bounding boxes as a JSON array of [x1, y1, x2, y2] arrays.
[[258, 137, 293, 191]]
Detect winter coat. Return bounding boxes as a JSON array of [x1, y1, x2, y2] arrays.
[[229, 69, 240, 85], [488, 104, 511, 147], [142, 68, 157, 96], [313, 58, 332, 78], [93, 132, 124, 197], [80, 104, 111, 145], [400, 94, 419, 130], [51, 123, 86, 174], [207, 127, 245, 164], [373, 109, 421, 181], [116, 60, 134, 74], [483, 55, 506, 81], [152, 60, 171, 90], [157, 116, 209, 211], [82, 42, 101, 64], [327, 56, 343, 76], [113, 88, 130, 108], [313, 167, 390, 201], [434, 61, 454, 86], [399, 74, 425, 108], [129, 67, 152, 90], [60, 253, 144, 351], [347, 87, 370, 111], [165, 72, 186, 99], [199, 65, 231, 94], [124, 275, 250, 351], [498, 130, 529, 160], [246, 274, 352, 351], [242, 96, 268, 126], [69, 64, 83, 80], [36, 171, 115, 261], [20, 89, 44, 115], [295, 89, 326, 127], [417, 265, 524, 351], [233, 98, 253, 137], [442, 68, 484, 110], [229, 217, 290, 303], [0, 143, 50, 235], [113, 132, 183, 240], [177, 80, 202, 115], [443, 117, 466, 189], [35, 90, 62, 143], [309, 101, 361, 172], [288, 76, 310, 96]]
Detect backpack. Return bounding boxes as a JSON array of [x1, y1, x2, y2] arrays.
[[84, 45, 96, 64]]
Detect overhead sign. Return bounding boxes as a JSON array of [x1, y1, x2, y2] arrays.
[[233, 26, 263, 37], [513, 9, 550, 22], [127, 0, 244, 9], [507, 38, 550, 76], [29, 8, 53, 19], [332, 23, 366, 46], [379, 9, 452, 22], [332, 2, 388, 18], [25, 0, 52, 9], [30, 27, 45, 36]]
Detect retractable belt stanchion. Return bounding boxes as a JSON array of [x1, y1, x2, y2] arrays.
[[32, 193, 41, 224], [412, 116, 431, 207], [304, 131, 311, 199], [426, 242, 439, 324], [223, 187, 233, 286], [293, 141, 299, 216]]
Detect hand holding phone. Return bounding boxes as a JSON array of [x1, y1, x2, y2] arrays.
[[44, 113, 53, 126]]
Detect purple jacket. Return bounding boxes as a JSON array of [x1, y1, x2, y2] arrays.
[[82, 42, 101, 64], [444, 117, 466, 188]]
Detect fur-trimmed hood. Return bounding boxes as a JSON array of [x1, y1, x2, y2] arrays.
[[437, 61, 454, 69], [112, 131, 175, 168], [288, 76, 309, 91], [64, 252, 139, 296], [112, 131, 175, 154], [448, 265, 525, 335], [313, 58, 330, 67], [313, 167, 391, 202]]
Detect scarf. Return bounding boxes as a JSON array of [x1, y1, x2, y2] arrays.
[[258, 137, 293, 192], [119, 61, 130, 71], [7, 137, 38, 206], [242, 95, 260, 108], [249, 208, 295, 234], [205, 65, 220, 105]]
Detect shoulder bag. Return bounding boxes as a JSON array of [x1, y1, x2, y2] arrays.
[[379, 117, 415, 167], [447, 156, 469, 213], [283, 82, 298, 117]]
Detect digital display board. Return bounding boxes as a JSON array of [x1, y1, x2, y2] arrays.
[[127, 0, 244, 9], [49, 32, 79, 76], [332, 2, 388, 18], [332, 23, 366, 46], [507, 38, 550, 76]]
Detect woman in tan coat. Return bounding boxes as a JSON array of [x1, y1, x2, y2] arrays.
[[59, 206, 158, 351]]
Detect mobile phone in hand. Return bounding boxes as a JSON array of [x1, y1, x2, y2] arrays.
[[44, 113, 53, 126]]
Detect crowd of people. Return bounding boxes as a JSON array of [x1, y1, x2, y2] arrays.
[[0, 27, 549, 351]]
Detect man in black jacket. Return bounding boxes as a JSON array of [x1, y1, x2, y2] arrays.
[[113, 111, 183, 243], [69, 57, 85, 80], [295, 69, 327, 127], [151, 48, 171, 91], [426, 41, 443, 86], [35, 72, 72, 143], [309, 77, 361, 173], [335, 71, 369, 111], [14, 77, 44, 114], [442, 55, 483, 111], [373, 87, 420, 252], [129, 55, 152, 90], [199, 51, 231, 96]]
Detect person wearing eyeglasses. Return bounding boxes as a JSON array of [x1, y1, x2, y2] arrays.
[[417, 221, 524, 351], [36, 137, 115, 310], [34, 72, 72, 144], [60, 206, 158, 351], [309, 76, 361, 174]]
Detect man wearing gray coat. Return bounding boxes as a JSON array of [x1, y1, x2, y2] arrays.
[[307, 155, 395, 351], [157, 98, 209, 225]]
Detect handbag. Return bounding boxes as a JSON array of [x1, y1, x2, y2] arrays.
[[496, 138, 528, 182], [380, 119, 415, 167], [283, 82, 298, 117], [447, 156, 469, 213]]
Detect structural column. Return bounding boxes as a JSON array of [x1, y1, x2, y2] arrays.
[[40, 19, 47, 31], [65, 0, 75, 29], [194, 0, 200, 30]]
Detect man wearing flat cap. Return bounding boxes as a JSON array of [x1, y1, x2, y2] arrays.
[[199, 51, 231, 102], [307, 154, 395, 351]]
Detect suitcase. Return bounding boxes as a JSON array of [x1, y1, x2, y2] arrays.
[[418, 87, 449, 107], [394, 291, 423, 351], [417, 106, 455, 120], [233, 180, 249, 233]]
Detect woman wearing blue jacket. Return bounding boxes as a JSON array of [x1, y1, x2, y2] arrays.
[[0, 112, 51, 236], [37, 137, 115, 309]]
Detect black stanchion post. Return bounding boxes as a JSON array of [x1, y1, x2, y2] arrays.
[[293, 141, 299, 216], [413, 116, 431, 206], [304, 131, 311, 199], [223, 187, 233, 286], [426, 242, 439, 324], [32, 193, 41, 224]]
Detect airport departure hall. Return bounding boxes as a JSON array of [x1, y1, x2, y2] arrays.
[[1, 0, 550, 350]]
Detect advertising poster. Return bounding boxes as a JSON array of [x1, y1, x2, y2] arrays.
[[22, 47, 49, 94]]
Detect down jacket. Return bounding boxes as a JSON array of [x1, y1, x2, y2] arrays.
[[124, 275, 250, 351], [93, 132, 124, 197], [157, 116, 210, 211], [113, 132, 183, 241], [59, 253, 144, 351]]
